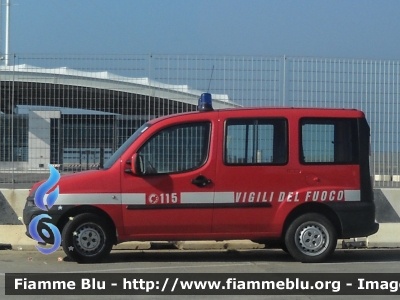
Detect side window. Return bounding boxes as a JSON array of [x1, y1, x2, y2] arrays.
[[138, 122, 210, 174], [225, 118, 287, 165], [300, 118, 359, 164]]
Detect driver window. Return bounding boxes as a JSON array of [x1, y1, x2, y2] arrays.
[[137, 122, 211, 174]]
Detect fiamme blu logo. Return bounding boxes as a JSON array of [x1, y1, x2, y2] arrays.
[[28, 165, 61, 255]]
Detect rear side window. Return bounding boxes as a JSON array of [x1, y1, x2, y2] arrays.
[[300, 118, 359, 164], [225, 118, 287, 165], [138, 122, 210, 174]]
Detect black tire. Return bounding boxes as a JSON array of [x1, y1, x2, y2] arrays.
[[284, 213, 337, 263], [281, 242, 289, 253], [61, 213, 114, 263]]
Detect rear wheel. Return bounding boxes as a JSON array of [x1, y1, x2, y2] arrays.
[[284, 213, 337, 263], [61, 213, 114, 263]]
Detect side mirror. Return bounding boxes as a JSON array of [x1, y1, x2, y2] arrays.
[[125, 153, 142, 175]]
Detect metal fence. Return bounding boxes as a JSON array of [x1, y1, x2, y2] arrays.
[[0, 54, 399, 188]]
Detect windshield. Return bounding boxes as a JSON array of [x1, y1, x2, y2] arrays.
[[103, 123, 151, 169]]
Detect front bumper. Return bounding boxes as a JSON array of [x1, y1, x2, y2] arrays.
[[23, 195, 71, 244]]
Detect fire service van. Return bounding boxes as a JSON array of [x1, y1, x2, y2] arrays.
[[23, 93, 379, 263]]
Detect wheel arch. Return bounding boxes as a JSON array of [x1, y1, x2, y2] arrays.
[[56, 205, 117, 245], [282, 203, 342, 240]]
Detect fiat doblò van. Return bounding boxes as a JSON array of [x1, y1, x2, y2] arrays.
[[23, 93, 379, 263]]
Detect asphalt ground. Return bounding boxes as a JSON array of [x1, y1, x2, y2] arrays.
[[1, 248, 400, 300]]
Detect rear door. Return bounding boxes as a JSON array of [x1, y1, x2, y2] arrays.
[[212, 112, 289, 234]]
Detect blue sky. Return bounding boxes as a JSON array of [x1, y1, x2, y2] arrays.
[[1, 0, 400, 59]]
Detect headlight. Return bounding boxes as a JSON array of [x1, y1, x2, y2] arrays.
[[26, 199, 35, 207], [29, 186, 39, 197]]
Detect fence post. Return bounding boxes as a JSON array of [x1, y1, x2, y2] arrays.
[[11, 54, 15, 188], [282, 55, 289, 107]]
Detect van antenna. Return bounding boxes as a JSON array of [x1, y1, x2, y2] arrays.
[[207, 65, 214, 92]]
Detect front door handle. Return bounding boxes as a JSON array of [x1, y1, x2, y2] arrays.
[[191, 175, 212, 187]]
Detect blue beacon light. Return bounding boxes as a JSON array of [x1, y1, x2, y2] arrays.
[[198, 93, 214, 112]]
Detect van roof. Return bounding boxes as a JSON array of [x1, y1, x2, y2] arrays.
[[148, 106, 365, 124]]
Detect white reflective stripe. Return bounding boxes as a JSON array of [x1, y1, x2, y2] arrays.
[[181, 192, 214, 204], [42, 190, 362, 206], [344, 190, 361, 201], [121, 193, 146, 205], [214, 192, 235, 203], [44, 194, 119, 205]]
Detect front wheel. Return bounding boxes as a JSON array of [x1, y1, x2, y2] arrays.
[[61, 213, 114, 263], [284, 213, 337, 263]]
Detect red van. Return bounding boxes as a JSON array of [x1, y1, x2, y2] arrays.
[[23, 93, 378, 263]]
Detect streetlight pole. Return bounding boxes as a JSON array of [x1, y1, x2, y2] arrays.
[[5, 0, 10, 66]]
